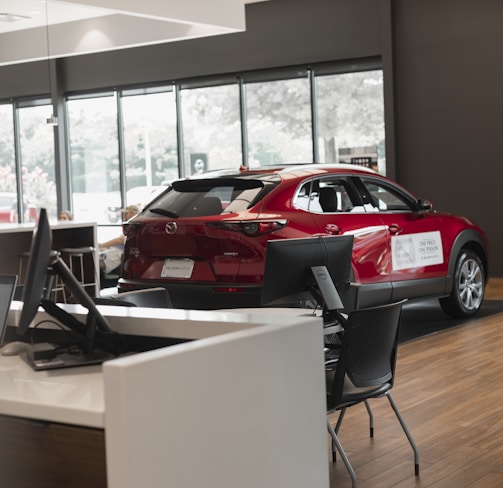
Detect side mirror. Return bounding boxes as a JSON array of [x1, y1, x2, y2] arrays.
[[417, 198, 433, 211]]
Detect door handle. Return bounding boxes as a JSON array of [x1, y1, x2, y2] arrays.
[[388, 224, 402, 235], [325, 224, 341, 235]]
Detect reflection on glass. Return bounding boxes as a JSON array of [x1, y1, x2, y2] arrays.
[[67, 95, 120, 224], [18, 104, 56, 221], [0, 103, 17, 224], [316, 70, 385, 172], [246, 77, 312, 166], [181, 84, 241, 175], [122, 90, 177, 213]]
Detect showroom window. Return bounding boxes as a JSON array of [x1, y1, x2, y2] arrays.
[[121, 87, 178, 213], [180, 81, 242, 176], [315, 69, 385, 172], [245, 73, 313, 166], [1, 59, 385, 228], [67, 93, 121, 224], [0, 100, 57, 222], [17, 101, 57, 221], [0, 103, 15, 196]]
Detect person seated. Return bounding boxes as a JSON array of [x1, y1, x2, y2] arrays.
[[99, 205, 139, 280], [58, 210, 73, 221]]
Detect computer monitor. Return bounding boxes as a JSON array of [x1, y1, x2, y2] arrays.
[[261, 235, 354, 321], [0, 275, 18, 347], [17, 208, 123, 370]]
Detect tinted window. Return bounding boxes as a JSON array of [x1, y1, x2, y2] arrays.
[[294, 177, 360, 213], [147, 178, 273, 217], [358, 179, 414, 212]]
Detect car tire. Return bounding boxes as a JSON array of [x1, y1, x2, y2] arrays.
[[439, 249, 485, 318]]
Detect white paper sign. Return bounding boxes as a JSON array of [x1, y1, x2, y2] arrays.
[[161, 258, 195, 278], [391, 231, 444, 270]]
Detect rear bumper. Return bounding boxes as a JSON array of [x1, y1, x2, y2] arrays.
[[118, 279, 262, 310]]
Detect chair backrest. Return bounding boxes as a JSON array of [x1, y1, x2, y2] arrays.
[[93, 297, 136, 307], [114, 287, 173, 308], [319, 187, 338, 212], [327, 300, 405, 409]]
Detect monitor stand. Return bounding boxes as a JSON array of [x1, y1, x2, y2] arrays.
[[21, 348, 115, 371], [310, 265, 344, 311], [310, 265, 347, 329], [22, 299, 118, 371]]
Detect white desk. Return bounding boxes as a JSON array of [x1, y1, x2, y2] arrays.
[[0, 302, 330, 488]]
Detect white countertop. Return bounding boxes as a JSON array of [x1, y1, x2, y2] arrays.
[[0, 354, 104, 427], [0, 302, 325, 428], [0, 303, 329, 488]]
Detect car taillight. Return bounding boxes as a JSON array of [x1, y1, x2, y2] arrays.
[[207, 220, 287, 236]]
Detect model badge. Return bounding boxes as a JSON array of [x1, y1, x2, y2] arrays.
[[165, 222, 178, 234]]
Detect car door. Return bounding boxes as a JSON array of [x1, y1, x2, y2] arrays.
[[356, 176, 448, 296], [296, 176, 392, 293]]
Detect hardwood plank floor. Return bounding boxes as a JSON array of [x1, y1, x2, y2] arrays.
[[328, 278, 503, 487]]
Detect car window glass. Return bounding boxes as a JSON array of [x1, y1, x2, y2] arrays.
[[294, 177, 361, 213], [318, 182, 356, 212], [359, 179, 413, 212], [294, 181, 316, 211], [148, 179, 266, 216]]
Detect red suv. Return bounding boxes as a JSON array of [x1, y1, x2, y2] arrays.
[[119, 164, 489, 317]]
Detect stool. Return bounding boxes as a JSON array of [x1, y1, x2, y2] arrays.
[[19, 250, 66, 302], [58, 246, 98, 301]]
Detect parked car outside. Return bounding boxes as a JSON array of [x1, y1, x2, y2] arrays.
[[118, 164, 489, 317], [0, 192, 37, 223]]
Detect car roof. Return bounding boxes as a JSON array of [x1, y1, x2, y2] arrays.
[[189, 163, 377, 180]]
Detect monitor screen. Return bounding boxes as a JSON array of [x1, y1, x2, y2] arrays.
[[261, 235, 354, 311], [17, 208, 123, 370], [0, 275, 18, 347], [18, 208, 52, 336]]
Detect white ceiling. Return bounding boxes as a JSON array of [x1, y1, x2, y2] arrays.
[[0, 0, 264, 66]]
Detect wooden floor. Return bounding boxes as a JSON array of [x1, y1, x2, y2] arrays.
[[328, 278, 503, 487]]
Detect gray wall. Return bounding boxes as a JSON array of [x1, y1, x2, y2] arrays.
[[0, 0, 501, 276], [61, 0, 384, 90], [392, 0, 503, 277]]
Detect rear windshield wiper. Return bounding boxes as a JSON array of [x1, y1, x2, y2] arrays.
[[149, 207, 179, 218]]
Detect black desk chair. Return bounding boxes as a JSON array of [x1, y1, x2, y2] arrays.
[[325, 300, 419, 487], [111, 287, 173, 308]]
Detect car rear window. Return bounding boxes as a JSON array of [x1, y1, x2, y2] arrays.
[[145, 177, 278, 217]]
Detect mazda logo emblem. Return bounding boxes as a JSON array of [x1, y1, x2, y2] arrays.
[[315, 268, 328, 280], [165, 222, 177, 234]]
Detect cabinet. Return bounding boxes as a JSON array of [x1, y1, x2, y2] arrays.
[[0, 414, 106, 488]]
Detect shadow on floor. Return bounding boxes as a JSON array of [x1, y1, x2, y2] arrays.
[[399, 298, 503, 343]]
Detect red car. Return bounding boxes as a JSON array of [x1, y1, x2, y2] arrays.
[[119, 164, 489, 317], [0, 192, 37, 223]]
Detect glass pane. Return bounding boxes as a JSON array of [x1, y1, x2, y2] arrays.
[[17, 104, 56, 221], [361, 179, 412, 212], [121, 90, 177, 215], [181, 84, 241, 176], [316, 70, 385, 172], [246, 77, 312, 166], [67, 95, 120, 224], [0, 104, 16, 223]]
